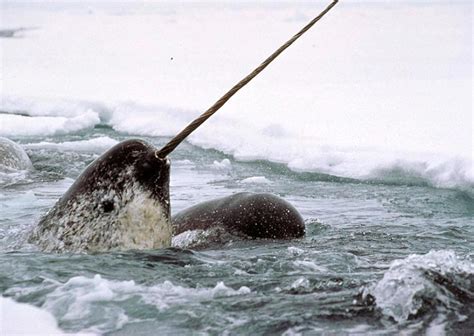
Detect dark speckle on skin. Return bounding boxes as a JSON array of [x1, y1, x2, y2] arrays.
[[172, 192, 305, 241], [29, 139, 171, 252]]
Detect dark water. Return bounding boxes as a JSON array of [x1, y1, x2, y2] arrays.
[[1, 128, 473, 335]]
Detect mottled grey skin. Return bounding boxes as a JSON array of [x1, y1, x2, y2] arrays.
[[29, 139, 172, 253], [172, 192, 305, 241], [0, 137, 32, 171]]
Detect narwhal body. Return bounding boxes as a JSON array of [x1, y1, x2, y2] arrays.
[[29, 139, 172, 252], [28, 1, 338, 252], [173, 192, 305, 238]]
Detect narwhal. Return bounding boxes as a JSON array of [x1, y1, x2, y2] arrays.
[[29, 1, 338, 252], [172, 192, 305, 250]]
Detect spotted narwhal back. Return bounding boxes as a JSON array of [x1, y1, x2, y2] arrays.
[[29, 139, 171, 252]]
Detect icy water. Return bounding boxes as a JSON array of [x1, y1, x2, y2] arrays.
[[1, 1, 473, 335], [1, 128, 473, 335]]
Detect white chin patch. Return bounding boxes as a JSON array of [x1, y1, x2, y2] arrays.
[[117, 191, 172, 250]]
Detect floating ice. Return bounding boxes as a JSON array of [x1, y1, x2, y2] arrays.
[[0, 1, 471, 190], [23, 137, 119, 153], [0, 296, 93, 336], [241, 176, 272, 184], [212, 158, 232, 171], [0, 137, 32, 171], [0, 111, 100, 137], [363, 250, 474, 323]]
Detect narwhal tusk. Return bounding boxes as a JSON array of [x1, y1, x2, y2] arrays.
[[156, 0, 339, 159]]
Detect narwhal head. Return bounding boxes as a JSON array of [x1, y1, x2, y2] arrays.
[[65, 139, 171, 215], [31, 139, 172, 252]]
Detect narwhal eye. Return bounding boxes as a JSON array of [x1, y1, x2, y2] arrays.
[[101, 199, 114, 213]]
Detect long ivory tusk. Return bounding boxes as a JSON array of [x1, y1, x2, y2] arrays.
[[156, 0, 339, 159]]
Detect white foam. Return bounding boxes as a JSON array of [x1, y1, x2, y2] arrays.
[[171, 229, 207, 249], [0, 170, 31, 187], [211, 158, 232, 170], [171, 226, 235, 250], [293, 260, 328, 273], [282, 327, 304, 336], [363, 250, 474, 323], [41, 274, 251, 333], [241, 176, 272, 184], [290, 277, 310, 290], [287, 246, 304, 256]]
